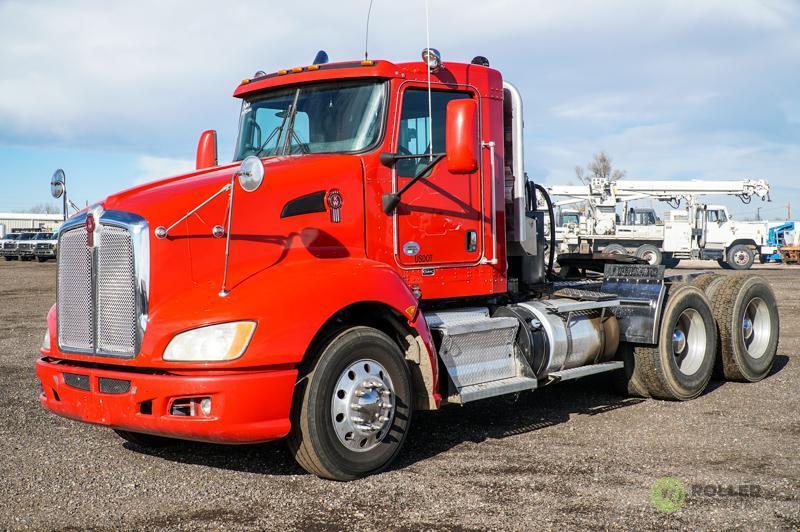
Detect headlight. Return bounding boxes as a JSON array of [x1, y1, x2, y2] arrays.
[[163, 321, 256, 362], [42, 330, 51, 352]]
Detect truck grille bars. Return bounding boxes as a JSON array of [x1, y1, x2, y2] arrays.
[[57, 209, 149, 359]]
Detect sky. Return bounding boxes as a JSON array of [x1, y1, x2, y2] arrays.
[[0, 0, 798, 220]]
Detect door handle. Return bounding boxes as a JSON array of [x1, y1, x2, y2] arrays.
[[466, 230, 477, 252]]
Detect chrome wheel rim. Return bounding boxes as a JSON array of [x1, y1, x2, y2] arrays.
[[331, 359, 395, 453], [733, 250, 750, 265], [743, 297, 770, 359], [642, 250, 658, 265], [672, 308, 706, 375]]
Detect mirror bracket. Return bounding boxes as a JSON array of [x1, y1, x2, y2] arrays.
[[382, 153, 444, 214]]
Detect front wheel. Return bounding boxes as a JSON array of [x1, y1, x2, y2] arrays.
[[288, 327, 412, 480], [726, 245, 754, 270]]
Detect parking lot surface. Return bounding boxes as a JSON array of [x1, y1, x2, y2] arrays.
[[0, 260, 798, 530]]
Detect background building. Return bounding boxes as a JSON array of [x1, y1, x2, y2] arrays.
[[0, 213, 62, 236]]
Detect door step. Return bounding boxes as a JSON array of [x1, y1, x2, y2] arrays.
[[547, 361, 624, 383], [448, 375, 537, 404]]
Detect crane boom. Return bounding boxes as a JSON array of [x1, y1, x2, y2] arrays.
[[547, 178, 770, 207]]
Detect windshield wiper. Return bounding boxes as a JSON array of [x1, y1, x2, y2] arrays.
[[252, 89, 300, 158], [281, 89, 307, 155]]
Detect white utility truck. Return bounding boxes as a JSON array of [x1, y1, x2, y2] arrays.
[[549, 177, 772, 269]]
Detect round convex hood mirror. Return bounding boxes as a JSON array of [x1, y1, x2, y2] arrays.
[[51, 169, 66, 199], [237, 156, 264, 192]]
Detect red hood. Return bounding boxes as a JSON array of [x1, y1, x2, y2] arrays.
[[80, 153, 367, 367]]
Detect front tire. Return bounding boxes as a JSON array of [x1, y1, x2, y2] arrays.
[[634, 285, 717, 400], [288, 327, 412, 481], [709, 275, 779, 382], [726, 245, 754, 270]]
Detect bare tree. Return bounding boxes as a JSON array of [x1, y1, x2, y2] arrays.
[[574, 165, 587, 185], [27, 203, 61, 214], [576, 151, 626, 183]]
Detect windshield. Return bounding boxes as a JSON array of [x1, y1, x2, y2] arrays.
[[234, 80, 386, 161], [561, 214, 580, 226], [38, 233, 54, 239], [19, 233, 36, 240], [6, 234, 20, 240]]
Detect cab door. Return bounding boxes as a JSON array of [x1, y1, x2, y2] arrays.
[[704, 208, 728, 249], [392, 86, 484, 267]]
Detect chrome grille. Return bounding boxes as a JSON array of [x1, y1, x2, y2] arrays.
[[57, 211, 148, 358], [58, 227, 95, 351], [97, 226, 137, 354]]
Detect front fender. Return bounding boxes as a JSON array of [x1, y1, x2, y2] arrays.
[[129, 256, 435, 370]]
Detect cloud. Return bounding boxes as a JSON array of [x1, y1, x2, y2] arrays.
[[0, 0, 798, 203], [132, 155, 193, 185]]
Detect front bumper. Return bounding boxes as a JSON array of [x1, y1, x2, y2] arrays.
[[0, 248, 17, 256], [34, 249, 56, 258], [36, 358, 297, 444]]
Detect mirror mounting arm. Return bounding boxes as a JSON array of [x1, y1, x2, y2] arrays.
[[382, 154, 444, 214]]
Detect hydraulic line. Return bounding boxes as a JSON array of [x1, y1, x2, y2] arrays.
[[529, 181, 556, 280]]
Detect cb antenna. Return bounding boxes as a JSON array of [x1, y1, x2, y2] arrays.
[[425, 0, 433, 160], [364, 0, 375, 61]]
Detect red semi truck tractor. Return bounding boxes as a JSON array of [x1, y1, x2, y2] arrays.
[[37, 50, 780, 480]]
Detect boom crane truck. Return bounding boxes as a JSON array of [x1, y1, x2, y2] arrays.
[[548, 177, 773, 269], [36, 50, 780, 480]]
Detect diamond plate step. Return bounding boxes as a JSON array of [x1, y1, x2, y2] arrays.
[[547, 361, 624, 382], [426, 311, 529, 402], [449, 375, 537, 404]]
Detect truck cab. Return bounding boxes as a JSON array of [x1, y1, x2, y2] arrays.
[[36, 52, 780, 481], [624, 207, 659, 226], [701, 204, 768, 269]]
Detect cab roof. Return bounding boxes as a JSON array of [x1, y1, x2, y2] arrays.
[[233, 59, 502, 99]]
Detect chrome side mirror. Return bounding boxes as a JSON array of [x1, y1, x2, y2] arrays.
[[51, 169, 66, 199], [237, 156, 264, 192]]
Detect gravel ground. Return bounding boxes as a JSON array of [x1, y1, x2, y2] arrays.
[[0, 260, 798, 530]]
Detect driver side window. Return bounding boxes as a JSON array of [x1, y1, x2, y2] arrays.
[[396, 88, 470, 177]]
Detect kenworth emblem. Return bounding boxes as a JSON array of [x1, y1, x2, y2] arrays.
[[85, 213, 96, 247], [327, 189, 343, 223]]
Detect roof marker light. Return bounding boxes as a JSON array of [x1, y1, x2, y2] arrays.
[[421, 48, 442, 72], [291, 67, 304, 73], [361, 59, 375, 66]]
